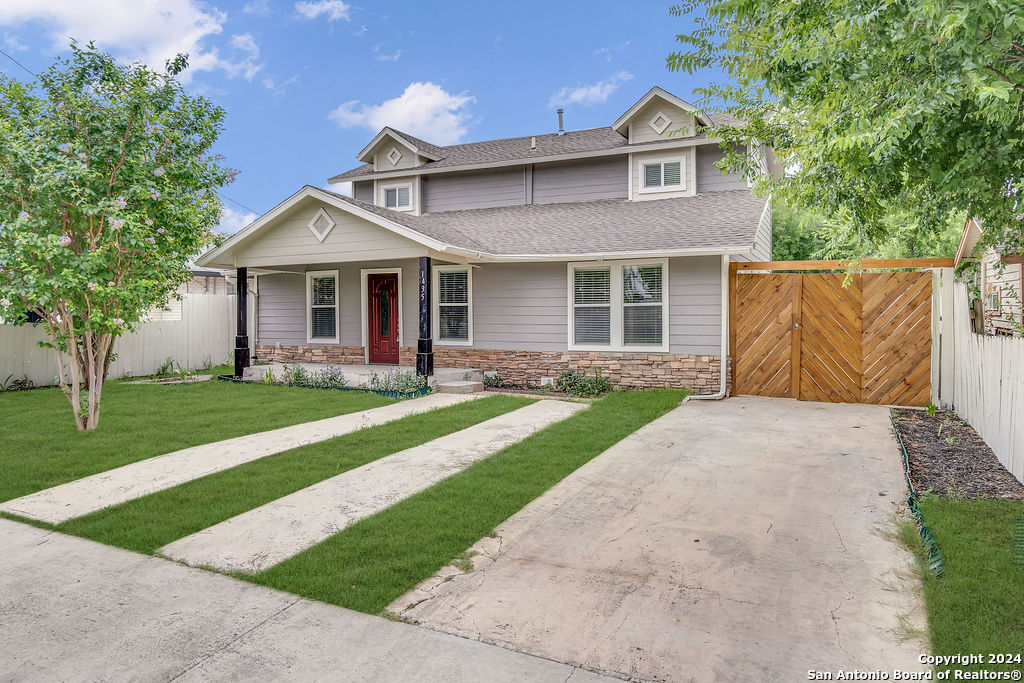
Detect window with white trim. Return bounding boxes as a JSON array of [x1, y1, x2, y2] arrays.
[[568, 259, 669, 351], [382, 183, 412, 210], [433, 266, 472, 345], [307, 270, 339, 343], [639, 158, 684, 193]]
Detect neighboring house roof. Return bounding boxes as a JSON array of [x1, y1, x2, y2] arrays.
[[955, 218, 983, 267], [197, 185, 767, 268]]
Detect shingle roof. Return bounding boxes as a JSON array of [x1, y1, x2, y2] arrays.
[[331, 115, 745, 181], [321, 188, 766, 256]]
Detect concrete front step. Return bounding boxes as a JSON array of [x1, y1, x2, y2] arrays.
[[437, 381, 485, 394]]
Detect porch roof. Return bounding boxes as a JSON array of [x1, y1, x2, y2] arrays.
[[198, 185, 766, 269]]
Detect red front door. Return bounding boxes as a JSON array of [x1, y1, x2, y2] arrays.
[[368, 273, 400, 364]]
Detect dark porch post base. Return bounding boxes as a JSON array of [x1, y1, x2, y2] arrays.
[[416, 256, 433, 377], [234, 266, 250, 378]]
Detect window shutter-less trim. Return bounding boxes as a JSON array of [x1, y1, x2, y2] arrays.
[[307, 271, 339, 343], [433, 266, 473, 345], [568, 260, 669, 352]]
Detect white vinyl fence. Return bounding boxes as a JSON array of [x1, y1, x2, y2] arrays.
[[0, 293, 242, 387], [935, 275, 1024, 484]]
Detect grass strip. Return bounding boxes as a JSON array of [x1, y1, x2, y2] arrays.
[[0, 379, 393, 502], [912, 496, 1024, 673], [248, 388, 686, 614], [58, 395, 533, 553]]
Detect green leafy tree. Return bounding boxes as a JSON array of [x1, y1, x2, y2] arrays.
[[771, 204, 829, 260], [668, 0, 1024, 263], [0, 44, 232, 430]]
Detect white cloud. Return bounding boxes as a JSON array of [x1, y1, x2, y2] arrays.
[[261, 73, 299, 95], [549, 70, 634, 108], [371, 42, 401, 62], [593, 41, 630, 63], [218, 204, 257, 234], [243, 0, 271, 15], [223, 33, 262, 80], [0, 0, 263, 82], [294, 0, 350, 21], [2, 30, 27, 52], [329, 82, 474, 145], [326, 181, 352, 197]]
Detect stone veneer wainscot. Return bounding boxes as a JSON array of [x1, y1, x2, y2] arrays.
[[255, 344, 728, 394]]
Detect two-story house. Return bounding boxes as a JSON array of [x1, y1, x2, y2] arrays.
[[198, 86, 772, 392]]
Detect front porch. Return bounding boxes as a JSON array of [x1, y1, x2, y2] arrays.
[[241, 362, 483, 388]]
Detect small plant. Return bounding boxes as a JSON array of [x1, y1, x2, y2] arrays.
[[555, 367, 613, 397], [926, 400, 937, 417], [1, 375, 34, 392], [368, 369, 426, 394], [261, 368, 276, 385], [483, 372, 505, 388], [155, 357, 178, 377], [280, 364, 347, 389], [462, 372, 471, 381]]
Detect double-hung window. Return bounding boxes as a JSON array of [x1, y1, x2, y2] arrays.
[[639, 157, 684, 193], [306, 270, 339, 343], [433, 266, 472, 345], [568, 259, 668, 351], [382, 183, 412, 210]]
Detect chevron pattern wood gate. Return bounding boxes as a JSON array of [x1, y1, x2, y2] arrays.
[[730, 260, 949, 406]]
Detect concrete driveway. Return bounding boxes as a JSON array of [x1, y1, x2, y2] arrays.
[[393, 397, 927, 681]]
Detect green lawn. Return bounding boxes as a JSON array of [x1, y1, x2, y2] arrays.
[[913, 496, 1024, 674], [0, 379, 393, 502], [57, 394, 533, 552], [247, 388, 686, 614]]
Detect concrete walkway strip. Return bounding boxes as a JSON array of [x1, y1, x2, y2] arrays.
[[0, 393, 481, 525], [160, 399, 586, 573]]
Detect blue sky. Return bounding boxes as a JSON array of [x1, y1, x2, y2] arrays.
[[0, 1, 717, 232]]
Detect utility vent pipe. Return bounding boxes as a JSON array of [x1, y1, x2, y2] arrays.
[[530, 136, 536, 150], [556, 108, 565, 135]]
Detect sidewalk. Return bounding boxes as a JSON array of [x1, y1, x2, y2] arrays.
[[0, 519, 612, 682]]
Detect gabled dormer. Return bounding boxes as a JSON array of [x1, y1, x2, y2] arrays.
[[356, 127, 444, 172], [611, 86, 712, 144]]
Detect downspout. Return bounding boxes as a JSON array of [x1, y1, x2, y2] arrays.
[[684, 253, 730, 402]]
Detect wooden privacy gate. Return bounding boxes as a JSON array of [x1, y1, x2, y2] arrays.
[[730, 259, 953, 406]]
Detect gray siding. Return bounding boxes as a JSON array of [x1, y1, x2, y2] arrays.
[[469, 262, 568, 352], [696, 145, 747, 192], [532, 156, 627, 205], [256, 259, 420, 348], [422, 167, 524, 213], [668, 256, 723, 355], [256, 272, 306, 345], [258, 257, 723, 356], [353, 180, 373, 203]]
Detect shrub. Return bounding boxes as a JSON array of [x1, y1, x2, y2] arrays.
[[555, 368, 613, 397], [483, 372, 505, 388], [369, 369, 426, 394], [282, 364, 347, 390]]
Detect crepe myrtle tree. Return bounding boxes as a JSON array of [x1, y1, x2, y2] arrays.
[[667, 0, 1024, 264], [0, 43, 234, 431]]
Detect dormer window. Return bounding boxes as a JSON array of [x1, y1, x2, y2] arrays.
[[386, 147, 402, 166], [382, 182, 412, 210], [640, 157, 684, 193], [648, 111, 672, 135]]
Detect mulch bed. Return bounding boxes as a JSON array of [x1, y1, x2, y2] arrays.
[[892, 408, 1024, 499]]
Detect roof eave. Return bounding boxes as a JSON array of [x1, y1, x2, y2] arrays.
[[611, 86, 712, 134], [355, 127, 441, 164]]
